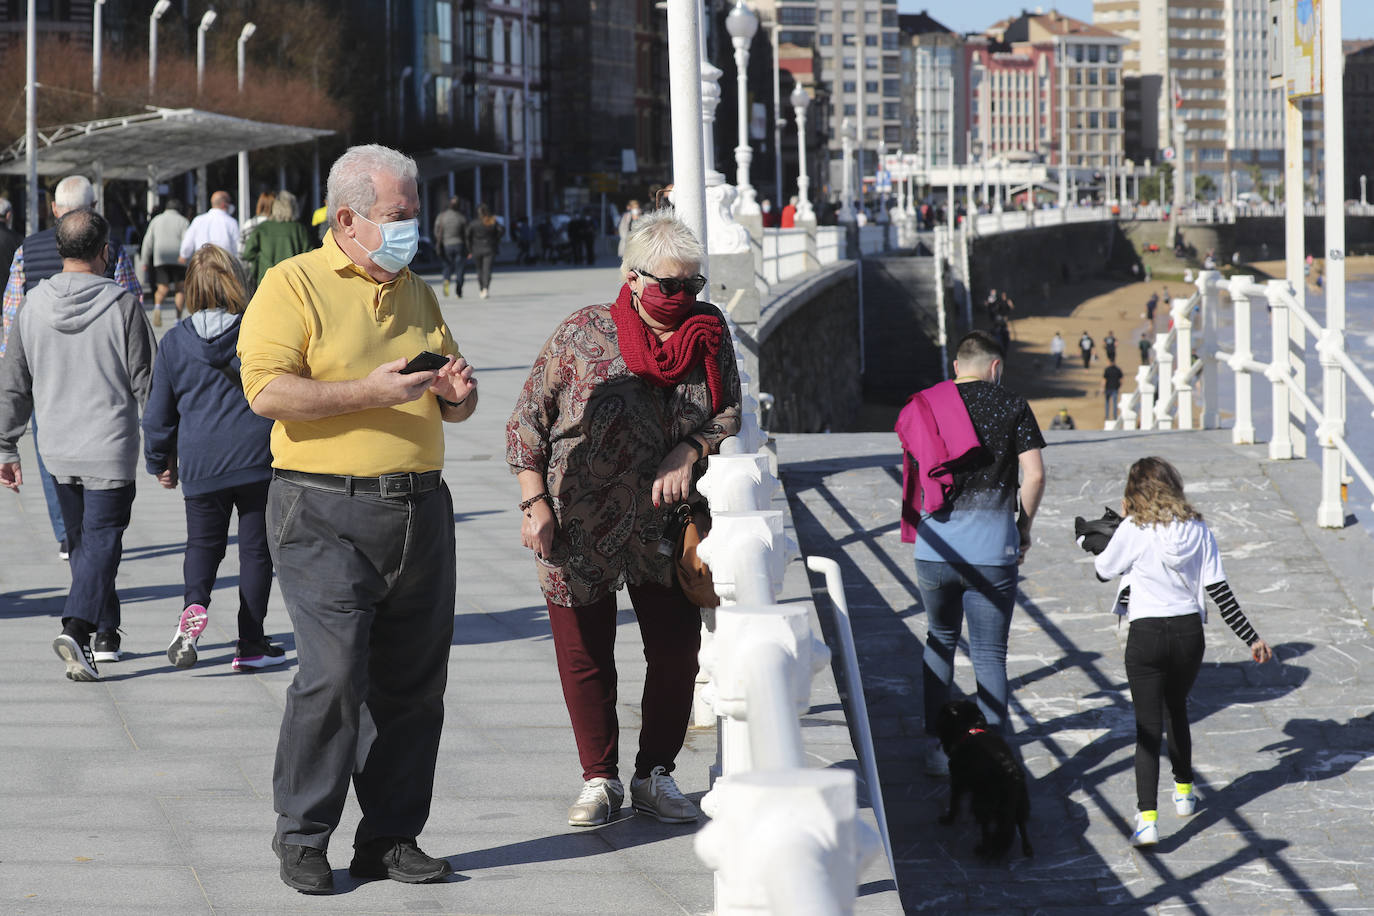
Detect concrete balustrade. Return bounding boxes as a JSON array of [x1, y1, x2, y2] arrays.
[[698, 453, 778, 512], [696, 511, 790, 606], [696, 770, 883, 916]]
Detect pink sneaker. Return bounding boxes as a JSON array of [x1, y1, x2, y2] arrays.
[[166, 604, 209, 669]]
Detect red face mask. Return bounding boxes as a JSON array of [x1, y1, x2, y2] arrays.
[[635, 280, 695, 326]]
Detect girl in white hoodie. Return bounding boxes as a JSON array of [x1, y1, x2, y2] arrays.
[[1092, 457, 1272, 847]]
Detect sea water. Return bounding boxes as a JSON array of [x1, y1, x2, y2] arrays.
[[1213, 279, 1374, 515]]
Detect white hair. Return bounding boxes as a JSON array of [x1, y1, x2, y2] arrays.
[[326, 145, 418, 230], [619, 209, 704, 280], [0, 198, 10, 218], [54, 175, 96, 213], [270, 189, 298, 222]]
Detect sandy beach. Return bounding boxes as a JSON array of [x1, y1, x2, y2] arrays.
[[1007, 254, 1374, 430]]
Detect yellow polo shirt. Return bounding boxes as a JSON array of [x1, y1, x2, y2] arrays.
[[238, 231, 460, 476]]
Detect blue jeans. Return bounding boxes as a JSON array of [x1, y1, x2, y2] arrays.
[[32, 415, 67, 546], [438, 246, 466, 291], [1105, 388, 1120, 420], [917, 559, 1018, 735], [54, 481, 135, 632]]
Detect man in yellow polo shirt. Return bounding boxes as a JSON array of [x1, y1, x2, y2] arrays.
[[238, 144, 477, 895]]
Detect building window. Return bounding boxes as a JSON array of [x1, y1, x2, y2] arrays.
[[1107, 45, 1120, 63], [844, 103, 856, 115], [843, 33, 855, 45], [865, 34, 878, 47], [842, 10, 854, 23], [882, 33, 898, 49], [843, 80, 856, 93], [883, 78, 900, 95], [866, 80, 878, 93], [779, 7, 814, 25], [1088, 45, 1100, 63], [818, 9, 832, 22], [437, 1, 454, 65], [780, 30, 812, 45], [818, 33, 832, 46], [883, 102, 899, 119], [864, 10, 877, 23]]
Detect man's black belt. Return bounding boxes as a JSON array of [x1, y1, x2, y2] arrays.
[[274, 469, 443, 498]]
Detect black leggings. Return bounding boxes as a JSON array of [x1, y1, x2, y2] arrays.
[[1124, 614, 1204, 811]]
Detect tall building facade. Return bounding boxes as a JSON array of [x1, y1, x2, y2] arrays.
[[1093, 0, 1285, 195], [1346, 41, 1374, 203], [898, 11, 963, 170], [774, 0, 901, 199], [973, 11, 1126, 174]]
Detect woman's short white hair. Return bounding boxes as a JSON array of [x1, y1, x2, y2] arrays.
[[271, 189, 298, 222], [619, 209, 704, 280], [54, 175, 96, 212], [326, 144, 418, 229]]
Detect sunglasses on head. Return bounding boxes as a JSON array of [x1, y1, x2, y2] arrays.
[[636, 268, 706, 297]]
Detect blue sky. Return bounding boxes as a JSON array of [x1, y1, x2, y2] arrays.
[[898, 1, 1374, 39]]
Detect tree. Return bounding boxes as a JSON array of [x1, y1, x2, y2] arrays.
[[1194, 174, 1217, 200], [1139, 163, 1174, 204]]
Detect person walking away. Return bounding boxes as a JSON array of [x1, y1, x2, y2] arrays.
[[1102, 356, 1124, 422], [1145, 292, 1159, 327], [466, 203, 503, 300], [1104, 330, 1117, 363], [616, 199, 641, 259], [432, 196, 468, 297], [2, 174, 143, 562], [895, 330, 1045, 776], [241, 191, 312, 288], [1138, 332, 1153, 365], [0, 208, 156, 680], [239, 191, 277, 254], [507, 210, 741, 829], [142, 244, 282, 672], [1078, 457, 1271, 847], [239, 144, 477, 894], [1079, 330, 1095, 369], [180, 191, 241, 264], [1050, 331, 1065, 370], [141, 198, 190, 327]]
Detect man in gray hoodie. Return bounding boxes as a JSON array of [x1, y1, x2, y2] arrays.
[[0, 208, 156, 681]]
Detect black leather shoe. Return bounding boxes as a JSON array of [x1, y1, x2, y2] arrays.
[[349, 837, 453, 884], [272, 835, 334, 894]]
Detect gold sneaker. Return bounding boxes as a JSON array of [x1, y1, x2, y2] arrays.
[[568, 777, 623, 827], [630, 766, 698, 823]]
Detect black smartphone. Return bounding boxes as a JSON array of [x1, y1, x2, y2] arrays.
[[400, 351, 449, 375]]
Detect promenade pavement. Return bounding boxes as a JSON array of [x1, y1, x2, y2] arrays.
[[781, 426, 1374, 913], [0, 262, 900, 915]]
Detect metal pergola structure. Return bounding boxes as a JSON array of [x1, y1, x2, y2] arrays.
[[413, 147, 520, 221], [0, 107, 334, 224]]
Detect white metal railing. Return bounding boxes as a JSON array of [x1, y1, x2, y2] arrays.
[[1112, 269, 1374, 524], [691, 343, 887, 914], [754, 226, 846, 290]]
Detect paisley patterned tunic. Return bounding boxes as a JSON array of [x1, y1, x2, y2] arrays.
[[506, 303, 742, 607]]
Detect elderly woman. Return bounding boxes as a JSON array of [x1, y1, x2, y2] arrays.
[[507, 211, 741, 828], [242, 190, 312, 285]]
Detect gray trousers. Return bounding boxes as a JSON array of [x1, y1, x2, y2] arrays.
[[268, 476, 456, 850]]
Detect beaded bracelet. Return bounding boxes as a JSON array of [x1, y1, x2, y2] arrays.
[[518, 492, 551, 512]]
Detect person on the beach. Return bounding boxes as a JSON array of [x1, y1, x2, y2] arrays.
[[1050, 332, 1065, 370], [1138, 334, 1152, 365], [1146, 292, 1159, 326], [1102, 356, 1124, 421], [1104, 330, 1117, 363], [1079, 330, 1095, 369], [1078, 457, 1272, 847]]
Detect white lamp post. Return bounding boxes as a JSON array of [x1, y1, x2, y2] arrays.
[[148, 0, 171, 98], [237, 23, 256, 232], [726, 0, 760, 216], [770, 20, 783, 209], [196, 10, 218, 97], [839, 116, 856, 223], [1361, 174, 1368, 209], [790, 83, 813, 221], [93, 0, 106, 99]]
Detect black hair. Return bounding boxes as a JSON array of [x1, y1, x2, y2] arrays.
[[955, 329, 1004, 363], [55, 208, 109, 261]]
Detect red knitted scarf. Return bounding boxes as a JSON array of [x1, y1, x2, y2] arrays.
[[611, 283, 725, 410]]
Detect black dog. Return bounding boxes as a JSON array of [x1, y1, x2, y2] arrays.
[[935, 700, 1033, 859]]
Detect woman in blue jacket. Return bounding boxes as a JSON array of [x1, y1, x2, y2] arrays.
[[142, 244, 282, 671]]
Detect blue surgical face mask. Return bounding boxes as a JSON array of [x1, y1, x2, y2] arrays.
[[352, 211, 419, 273]]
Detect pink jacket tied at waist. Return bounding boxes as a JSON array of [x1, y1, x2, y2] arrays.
[[895, 380, 983, 543]]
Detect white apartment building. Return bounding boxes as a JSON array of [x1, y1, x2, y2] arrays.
[[899, 13, 964, 170]]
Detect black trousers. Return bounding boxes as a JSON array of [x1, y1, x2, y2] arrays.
[[268, 476, 456, 849], [1125, 614, 1204, 812], [183, 480, 272, 645], [474, 254, 494, 291]]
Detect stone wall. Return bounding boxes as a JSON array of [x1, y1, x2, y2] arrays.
[[966, 220, 1138, 312], [758, 263, 862, 433], [1176, 216, 1374, 265]]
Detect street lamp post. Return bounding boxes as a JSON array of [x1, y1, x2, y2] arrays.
[[770, 20, 782, 207], [839, 116, 856, 222], [93, 0, 106, 101], [237, 23, 256, 233], [790, 83, 813, 220], [725, 0, 760, 216], [196, 10, 218, 97], [1362, 174, 1368, 209], [148, 0, 171, 98]]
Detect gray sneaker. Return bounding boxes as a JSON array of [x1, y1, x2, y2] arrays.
[[568, 777, 623, 827], [630, 766, 699, 824]]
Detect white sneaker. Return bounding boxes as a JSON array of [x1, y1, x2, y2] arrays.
[[166, 604, 209, 669], [568, 777, 623, 827], [1174, 785, 1198, 817], [630, 766, 699, 823], [1132, 812, 1159, 847], [923, 738, 949, 777]]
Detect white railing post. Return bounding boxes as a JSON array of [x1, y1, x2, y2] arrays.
[[696, 771, 882, 916], [1227, 276, 1257, 444], [1316, 322, 1348, 528], [1154, 327, 1174, 430], [1199, 269, 1221, 428], [1137, 363, 1156, 431], [1173, 295, 1195, 430], [1265, 279, 1297, 460]]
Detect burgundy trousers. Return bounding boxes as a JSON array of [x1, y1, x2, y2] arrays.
[[546, 582, 703, 782]]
